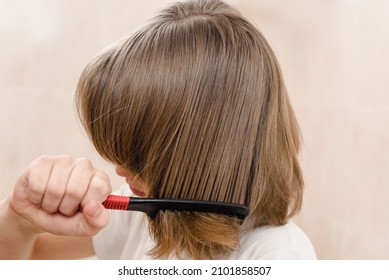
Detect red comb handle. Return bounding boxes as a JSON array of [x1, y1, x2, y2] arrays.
[[102, 195, 129, 210]]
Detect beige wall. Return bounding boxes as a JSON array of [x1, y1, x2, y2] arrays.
[[1, 0, 388, 259]]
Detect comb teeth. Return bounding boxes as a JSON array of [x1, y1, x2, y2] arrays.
[[102, 195, 129, 210]]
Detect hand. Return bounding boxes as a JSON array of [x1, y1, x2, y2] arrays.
[[9, 155, 112, 237]]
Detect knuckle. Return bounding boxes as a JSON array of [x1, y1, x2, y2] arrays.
[[36, 155, 52, 163], [30, 155, 51, 170], [91, 175, 111, 194], [90, 177, 106, 193], [76, 157, 93, 166], [56, 155, 75, 165]]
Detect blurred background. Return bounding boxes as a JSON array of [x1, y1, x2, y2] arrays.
[[1, 0, 388, 259]]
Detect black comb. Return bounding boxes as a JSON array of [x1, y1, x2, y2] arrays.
[[103, 195, 248, 221]]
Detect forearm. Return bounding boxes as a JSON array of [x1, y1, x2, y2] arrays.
[[0, 198, 39, 259]]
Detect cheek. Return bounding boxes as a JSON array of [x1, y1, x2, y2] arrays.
[[127, 177, 146, 190], [115, 167, 148, 195]]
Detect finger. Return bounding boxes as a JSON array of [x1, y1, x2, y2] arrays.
[[41, 156, 75, 213], [58, 158, 95, 216], [27, 156, 54, 205], [81, 171, 112, 208], [27, 200, 109, 237]]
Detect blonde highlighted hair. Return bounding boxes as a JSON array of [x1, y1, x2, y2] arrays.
[[76, 0, 303, 259]]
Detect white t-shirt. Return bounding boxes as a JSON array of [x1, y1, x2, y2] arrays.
[[92, 187, 316, 260]]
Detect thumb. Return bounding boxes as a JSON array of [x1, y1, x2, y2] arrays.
[[80, 200, 110, 235]]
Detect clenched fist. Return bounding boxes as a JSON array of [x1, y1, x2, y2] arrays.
[[9, 155, 112, 237]]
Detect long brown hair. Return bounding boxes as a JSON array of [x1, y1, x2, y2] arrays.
[[76, 0, 303, 259]]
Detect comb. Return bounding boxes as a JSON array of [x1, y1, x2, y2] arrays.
[[102, 195, 248, 221]]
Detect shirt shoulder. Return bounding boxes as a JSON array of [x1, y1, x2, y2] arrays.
[[231, 222, 317, 260]]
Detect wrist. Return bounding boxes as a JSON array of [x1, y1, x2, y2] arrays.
[[0, 197, 39, 259]]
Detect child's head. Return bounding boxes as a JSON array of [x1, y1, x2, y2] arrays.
[[76, 0, 303, 259]]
